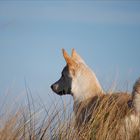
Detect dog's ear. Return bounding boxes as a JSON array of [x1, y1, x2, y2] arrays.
[[62, 48, 77, 69], [71, 48, 85, 63]]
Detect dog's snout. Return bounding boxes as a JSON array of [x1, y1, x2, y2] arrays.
[[51, 84, 54, 90], [51, 83, 58, 92]]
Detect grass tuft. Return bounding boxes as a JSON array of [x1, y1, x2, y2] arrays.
[[0, 92, 140, 140]]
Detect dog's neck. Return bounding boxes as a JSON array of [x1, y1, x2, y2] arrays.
[[72, 65, 104, 104]]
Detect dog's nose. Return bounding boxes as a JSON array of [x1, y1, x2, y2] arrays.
[[51, 84, 54, 90], [51, 84, 59, 92]]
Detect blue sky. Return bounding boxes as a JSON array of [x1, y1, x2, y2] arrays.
[[0, 1, 140, 106]]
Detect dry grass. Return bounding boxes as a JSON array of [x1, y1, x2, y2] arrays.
[[0, 92, 140, 140]]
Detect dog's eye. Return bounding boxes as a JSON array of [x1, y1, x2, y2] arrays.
[[62, 73, 64, 77]]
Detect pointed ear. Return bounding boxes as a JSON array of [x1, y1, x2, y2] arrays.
[[62, 48, 77, 68], [71, 48, 84, 63]]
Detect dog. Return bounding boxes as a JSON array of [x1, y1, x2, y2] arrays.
[[51, 49, 140, 138]]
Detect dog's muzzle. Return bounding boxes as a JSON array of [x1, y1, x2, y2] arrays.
[[51, 84, 58, 93], [51, 84, 71, 96]]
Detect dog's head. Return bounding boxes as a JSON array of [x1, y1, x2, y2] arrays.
[[51, 49, 103, 99], [51, 48, 84, 96]]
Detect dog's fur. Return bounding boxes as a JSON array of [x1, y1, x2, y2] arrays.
[[51, 49, 140, 136]]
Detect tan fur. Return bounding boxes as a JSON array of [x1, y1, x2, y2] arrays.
[[132, 78, 140, 114], [51, 49, 140, 138], [74, 93, 133, 127]]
